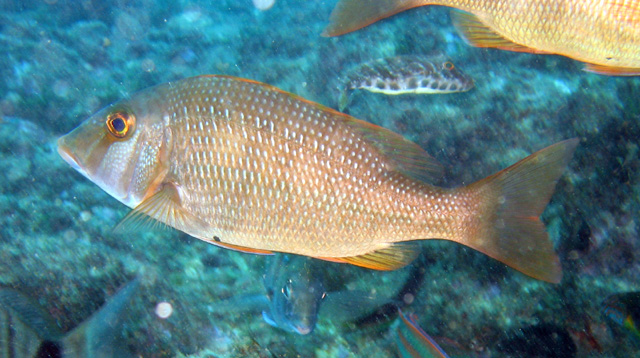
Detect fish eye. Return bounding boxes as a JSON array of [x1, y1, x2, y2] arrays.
[[106, 111, 134, 138], [282, 283, 292, 299], [443, 61, 455, 70]]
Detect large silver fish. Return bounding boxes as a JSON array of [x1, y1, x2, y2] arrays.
[[57, 75, 577, 282]]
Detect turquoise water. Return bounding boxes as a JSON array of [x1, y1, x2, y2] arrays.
[[1, 1, 639, 357]]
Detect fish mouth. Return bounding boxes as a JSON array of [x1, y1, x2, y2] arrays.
[[294, 324, 312, 335], [57, 137, 88, 177]]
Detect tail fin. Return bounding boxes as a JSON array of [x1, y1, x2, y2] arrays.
[[464, 139, 579, 283], [322, 0, 434, 36]]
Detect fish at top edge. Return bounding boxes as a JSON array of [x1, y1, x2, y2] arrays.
[[57, 75, 577, 283], [395, 309, 450, 358], [322, 0, 640, 76], [338, 55, 474, 111]]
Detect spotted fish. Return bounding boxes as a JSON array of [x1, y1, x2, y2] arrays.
[[339, 55, 474, 110], [57, 75, 577, 282]]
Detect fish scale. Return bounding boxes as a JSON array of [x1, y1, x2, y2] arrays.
[[58, 75, 577, 282], [165, 77, 461, 254]]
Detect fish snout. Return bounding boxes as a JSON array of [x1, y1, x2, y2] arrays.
[[57, 137, 87, 175]]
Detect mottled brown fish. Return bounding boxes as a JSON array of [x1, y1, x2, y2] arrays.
[[323, 0, 640, 76], [58, 75, 577, 282], [339, 55, 474, 110]]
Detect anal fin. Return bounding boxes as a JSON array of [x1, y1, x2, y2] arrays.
[[316, 242, 419, 270], [583, 63, 640, 76]]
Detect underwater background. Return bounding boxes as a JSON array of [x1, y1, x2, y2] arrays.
[[1, 0, 640, 357]]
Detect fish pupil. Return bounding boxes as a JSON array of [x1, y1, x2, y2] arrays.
[[112, 117, 126, 132]]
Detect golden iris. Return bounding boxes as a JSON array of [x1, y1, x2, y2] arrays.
[[106, 111, 134, 138], [443, 61, 455, 71]]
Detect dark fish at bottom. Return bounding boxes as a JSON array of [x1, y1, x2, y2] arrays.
[[0, 279, 139, 358], [57, 75, 577, 282]]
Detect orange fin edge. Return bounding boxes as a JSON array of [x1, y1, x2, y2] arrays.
[[210, 240, 274, 255], [316, 242, 419, 270], [452, 11, 550, 54], [463, 139, 579, 283], [583, 63, 640, 76]]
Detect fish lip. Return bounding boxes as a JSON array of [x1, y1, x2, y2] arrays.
[[294, 325, 312, 335], [57, 137, 87, 177]]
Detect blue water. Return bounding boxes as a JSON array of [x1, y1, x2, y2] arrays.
[[1, 1, 639, 357]]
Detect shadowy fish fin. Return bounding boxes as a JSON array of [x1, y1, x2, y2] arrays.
[[0, 289, 63, 341], [115, 182, 210, 235], [323, 0, 427, 36], [317, 242, 419, 270], [63, 278, 140, 358], [212, 295, 270, 314], [464, 139, 579, 283], [262, 311, 279, 328], [396, 309, 450, 358], [452, 11, 550, 54], [344, 118, 444, 183], [338, 89, 351, 112], [323, 290, 394, 322], [211, 241, 274, 255], [583, 63, 640, 76]]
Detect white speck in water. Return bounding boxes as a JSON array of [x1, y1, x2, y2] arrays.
[[155, 301, 173, 319], [403, 293, 415, 304], [252, 0, 275, 11]]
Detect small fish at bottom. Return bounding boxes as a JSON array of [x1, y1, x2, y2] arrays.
[[338, 55, 474, 111], [602, 291, 640, 341], [395, 309, 450, 358], [212, 254, 391, 335]]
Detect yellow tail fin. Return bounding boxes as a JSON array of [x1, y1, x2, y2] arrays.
[[465, 139, 579, 283]]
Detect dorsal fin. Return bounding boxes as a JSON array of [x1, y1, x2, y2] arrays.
[[452, 11, 550, 54], [342, 115, 444, 183]]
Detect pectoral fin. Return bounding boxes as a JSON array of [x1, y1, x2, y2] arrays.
[[114, 182, 210, 236]]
